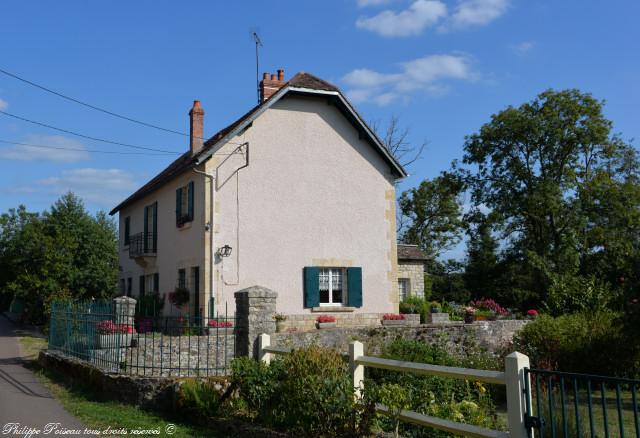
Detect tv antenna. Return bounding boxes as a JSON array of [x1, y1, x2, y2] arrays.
[[252, 31, 263, 104]]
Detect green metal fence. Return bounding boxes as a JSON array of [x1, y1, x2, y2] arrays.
[[48, 300, 236, 376], [525, 368, 640, 438]]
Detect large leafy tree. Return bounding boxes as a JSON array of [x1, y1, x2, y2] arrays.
[[462, 89, 640, 302], [398, 172, 464, 259], [0, 193, 118, 323]]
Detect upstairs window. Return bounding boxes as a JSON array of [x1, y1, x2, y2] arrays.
[[124, 216, 131, 246], [176, 181, 194, 227]]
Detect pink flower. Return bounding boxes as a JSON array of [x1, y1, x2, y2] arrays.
[[527, 309, 538, 317], [207, 320, 233, 328], [383, 313, 406, 320], [316, 315, 336, 323]]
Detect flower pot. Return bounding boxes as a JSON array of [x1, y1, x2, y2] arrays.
[[475, 315, 488, 321], [464, 313, 475, 324], [96, 333, 132, 349], [276, 321, 287, 333], [317, 322, 337, 329], [382, 319, 406, 327]]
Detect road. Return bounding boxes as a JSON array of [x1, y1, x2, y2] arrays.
[[0, 315, 90, 436]]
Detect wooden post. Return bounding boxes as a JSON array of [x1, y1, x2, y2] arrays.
[[349, 341, 364, 399], [258, 333, 271, 365], [505, 351, 531, 438]]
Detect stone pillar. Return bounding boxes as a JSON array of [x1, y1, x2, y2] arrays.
[[234, 286, 277, 359], [113, 296, 136, 326]]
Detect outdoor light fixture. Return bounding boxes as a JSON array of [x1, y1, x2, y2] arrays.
[[219, 245, 232, 258]]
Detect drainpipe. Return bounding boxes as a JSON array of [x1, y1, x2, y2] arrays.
[[192, 167, 215, 319]]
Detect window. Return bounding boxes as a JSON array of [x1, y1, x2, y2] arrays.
[[127, 277, 132, 297], [176, 181, 194, 227], [304, 266, 362, 308], [145, 274, 157, 295], [143, 202, 157, 252], [119, 279, 125, 295], [124, 216, 130, 246], [319, 268, 345, 306], [178, 268, 187, 289], [398, 278, 410, 301]]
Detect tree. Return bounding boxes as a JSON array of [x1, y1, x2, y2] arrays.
[[398, 172, 464, 259], [0, 193, 118, 323], [373, 115, 427, 168], [462, 89, 640, 302], [464, 215, 499, 300]]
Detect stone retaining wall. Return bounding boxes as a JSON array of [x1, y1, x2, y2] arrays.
[[272, 320, 528, 356], [277, 313, 421, 332]]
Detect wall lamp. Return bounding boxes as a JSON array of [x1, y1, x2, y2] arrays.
[[218, 245, 233, 258]]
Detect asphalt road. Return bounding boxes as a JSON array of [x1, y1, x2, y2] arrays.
[[0, 315, 90, 436]]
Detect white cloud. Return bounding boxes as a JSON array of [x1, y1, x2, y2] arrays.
[[357, 0, 392, 7], [511, 41, 535, 55], [446, 0, 509, 29], [38, 168, 136, 206], [356, 0, 447, 37], [343, 54, 476, 105], [0, 98, 8, 111], [356, 0, 510, 36], [0, 135, 89, 162]]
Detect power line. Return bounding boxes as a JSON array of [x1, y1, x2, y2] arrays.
[[0, 139, 176, 156], [0, 67, 192, 138], [0, 110, 181, 154]]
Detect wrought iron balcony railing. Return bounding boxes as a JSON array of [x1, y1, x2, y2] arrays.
[[128, 232, 157, 258]]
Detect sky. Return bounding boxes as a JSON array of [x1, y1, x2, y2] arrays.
[[1, 0, 639, 259]]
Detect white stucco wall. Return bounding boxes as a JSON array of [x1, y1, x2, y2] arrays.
[[205, 95, 399, 315], [117, 169, 206, 317]]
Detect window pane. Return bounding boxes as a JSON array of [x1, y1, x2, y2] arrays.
[[320, 289, 329, 303]]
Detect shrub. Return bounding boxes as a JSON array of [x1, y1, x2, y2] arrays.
[[399, 296, 429, 323], [513, 311, 631, 376], [135, 292, 164, 317], [168, 287, 190, 307], [177, 379, 224, 419], [95, 320, 134, 334], [370, 339, 502, 437], [230, 346, 375, 437], [544, 275, 613, 316]]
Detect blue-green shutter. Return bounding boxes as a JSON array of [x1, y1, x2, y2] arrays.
[[143, 206, 149, 252], [176, 187, 182, 225], [303, 267, 320, 308], [152, 202, 158, 251], [153, 273, 159, 293], [347, 267, 363, 307], [188, 181, 194, 221], [139, 275, 145, 297]]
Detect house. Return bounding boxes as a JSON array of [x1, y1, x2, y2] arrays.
[[397, 244, 428, 300], [110, 70, 407, 321]]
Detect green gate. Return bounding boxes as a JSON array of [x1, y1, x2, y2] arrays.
[[524, 368, 640, 437]]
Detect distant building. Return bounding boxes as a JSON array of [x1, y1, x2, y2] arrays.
[[397, 244, 428, 301]]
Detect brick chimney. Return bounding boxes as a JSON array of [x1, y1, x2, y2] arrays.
[[189, 100, 205, 155], [259, 69, 285, 102]]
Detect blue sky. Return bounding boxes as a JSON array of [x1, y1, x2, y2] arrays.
[[1, 0, 639, 258]]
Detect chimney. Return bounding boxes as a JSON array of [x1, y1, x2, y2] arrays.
[[259, 69, 285, 102], [189, 100, 205, 155]]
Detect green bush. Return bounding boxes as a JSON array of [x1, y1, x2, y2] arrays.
[[399, 296, 430, 323], [370, 339, 503, 437], [544, 275, 613, 316], [177, 378, 224, 420], [513, 311, 632, 376], [230, 346, 375, 437]]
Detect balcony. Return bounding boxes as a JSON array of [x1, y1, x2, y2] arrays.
[[128, 232, 157, 259]]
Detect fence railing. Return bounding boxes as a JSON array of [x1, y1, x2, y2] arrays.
[[258, 333, 529, 438], [525, 368, 640, 438], [48, 300, 236, 377]]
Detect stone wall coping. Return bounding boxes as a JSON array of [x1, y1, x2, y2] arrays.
[[234, 286, 278, 299], [311, 306, 356, 312]]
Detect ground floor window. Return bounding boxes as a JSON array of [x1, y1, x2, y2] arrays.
[[127, 277, 132, 297], [398, 278, 410, 301], [319, 268, 345, 306]]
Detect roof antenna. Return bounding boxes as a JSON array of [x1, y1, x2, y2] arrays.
[[252, 31, 263, 104]]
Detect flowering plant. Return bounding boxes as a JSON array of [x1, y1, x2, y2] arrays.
[[383, 313, 406, 320], [273, 313, 287, 322], [207, 320, 233, 328], [96, 320, 135, 335], [464, 306, 477, 314], [316, 315, 336, 323], [527, 309, 538, 318], [469, 298, 508, 316], [168, 287, 190, 307]]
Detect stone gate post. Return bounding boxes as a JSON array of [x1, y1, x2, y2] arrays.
[[234, 286, 277, 358]]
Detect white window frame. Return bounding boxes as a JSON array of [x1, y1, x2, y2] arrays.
[[398, 278, 410, 301], [319, 268, 346, 307], [145, 274, 156, 294]]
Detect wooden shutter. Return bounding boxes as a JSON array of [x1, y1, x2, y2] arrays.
[[124, 217, 130, 246], [143, 206, 149, 252], [139, 275, 145, 297], [347, 267, 363, 308], [176, 187, 183, 226], [303, 267, 320, 308], [152, 202, 158, 252], [153, 273, 159, 293], [188, 181, 194, 221]]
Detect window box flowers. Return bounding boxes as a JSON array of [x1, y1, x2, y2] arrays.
[[206, 319, 234, 334], [316, 315, 337, 329], [95, 320, 135, 349], [382, 313, 406, 326]]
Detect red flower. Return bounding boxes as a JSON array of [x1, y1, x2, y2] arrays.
[[316, 315, 336, 323], [383, 313, 406, 320], [207, 320, 233, 328], [527, 309, 538, 317], [96, 320, 135, 334]]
